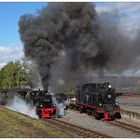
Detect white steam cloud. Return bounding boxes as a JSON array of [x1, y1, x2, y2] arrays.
[[52, 96, 66, 117], [6, 95, 38, 119]]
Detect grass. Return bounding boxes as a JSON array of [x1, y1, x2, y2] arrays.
[[0, 107, 74, 138]]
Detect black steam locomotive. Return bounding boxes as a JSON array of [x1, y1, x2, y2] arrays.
[[21, 90, 70, 118], [16, 89, 56, 118], [69, 83, 121, 120], [0, 89, 67, 119], [34, 91, 56, 118], [23, 90, 57, 118]]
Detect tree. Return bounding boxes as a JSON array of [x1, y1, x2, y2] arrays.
[[0, 60, 33, 89]]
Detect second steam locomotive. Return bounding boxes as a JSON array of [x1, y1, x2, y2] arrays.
[[68, 82, 122, 120], [19, 90, 68, 119]]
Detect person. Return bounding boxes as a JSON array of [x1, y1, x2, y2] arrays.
[[25, 92, 31, 103]]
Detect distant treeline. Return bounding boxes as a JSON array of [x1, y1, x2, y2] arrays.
[[0, 61, 33, 89]]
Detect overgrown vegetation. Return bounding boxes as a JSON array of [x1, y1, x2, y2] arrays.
[[0, 61, 33, 89]]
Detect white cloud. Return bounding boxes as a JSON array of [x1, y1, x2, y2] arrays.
[[0, 45, 24, 69], [95, 3, 140, 14]]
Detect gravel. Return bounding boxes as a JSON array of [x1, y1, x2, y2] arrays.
[[60, 109, 140, 138], [117, 96, 140, 113], [116, 95, 140, 126]]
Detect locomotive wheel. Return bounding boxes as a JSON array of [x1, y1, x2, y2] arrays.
[[95, 113, 100, 120], [36, 111, 42, 118], [92, 111, 95, 116], [36, 110, 42, 118], [70, 105, 74, 109], [38, 114, 42, 119], [115, 112, 122, 119], [74, 107, 77, 110], [53, 110, 56, 116], [77, 107, 80, 110], [95, 116, 101, 120], [86, 110, 91, 115], [95, 113, 103, 120], [80, 108, 83, 113], [65, 105, 68, 110]]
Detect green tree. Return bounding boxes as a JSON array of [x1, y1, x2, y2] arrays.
[[0, 67, 4, 88], [0, 61, 33, 89]]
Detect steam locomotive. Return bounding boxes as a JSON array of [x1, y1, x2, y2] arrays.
[[0, 89, 67, 119], [23, 90, 57, 118], [34, 91, 56, 118], [19, 90, 69, 118], [68, 83, 122, 120]]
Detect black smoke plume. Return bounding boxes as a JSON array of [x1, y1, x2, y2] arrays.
[[19, 3, 140, 90], [97, 5, 140, 73], [19, 3, 104, 90]]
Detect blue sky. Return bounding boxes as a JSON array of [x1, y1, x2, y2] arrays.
[[0, 2, 48, 46]]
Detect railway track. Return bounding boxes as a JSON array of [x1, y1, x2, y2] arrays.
[[109, 120, 140, 136], [69, 108, 140, 136], [121, 109, 140, 119], [45, 118, 112, 138]]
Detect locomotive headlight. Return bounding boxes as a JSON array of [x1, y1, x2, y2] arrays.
[[40, 104, 43, 107], [115, 102, 119, 106], [107, 94, 112, 98], [99, 103, 102, 106], [108, 85, 111, 88]]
